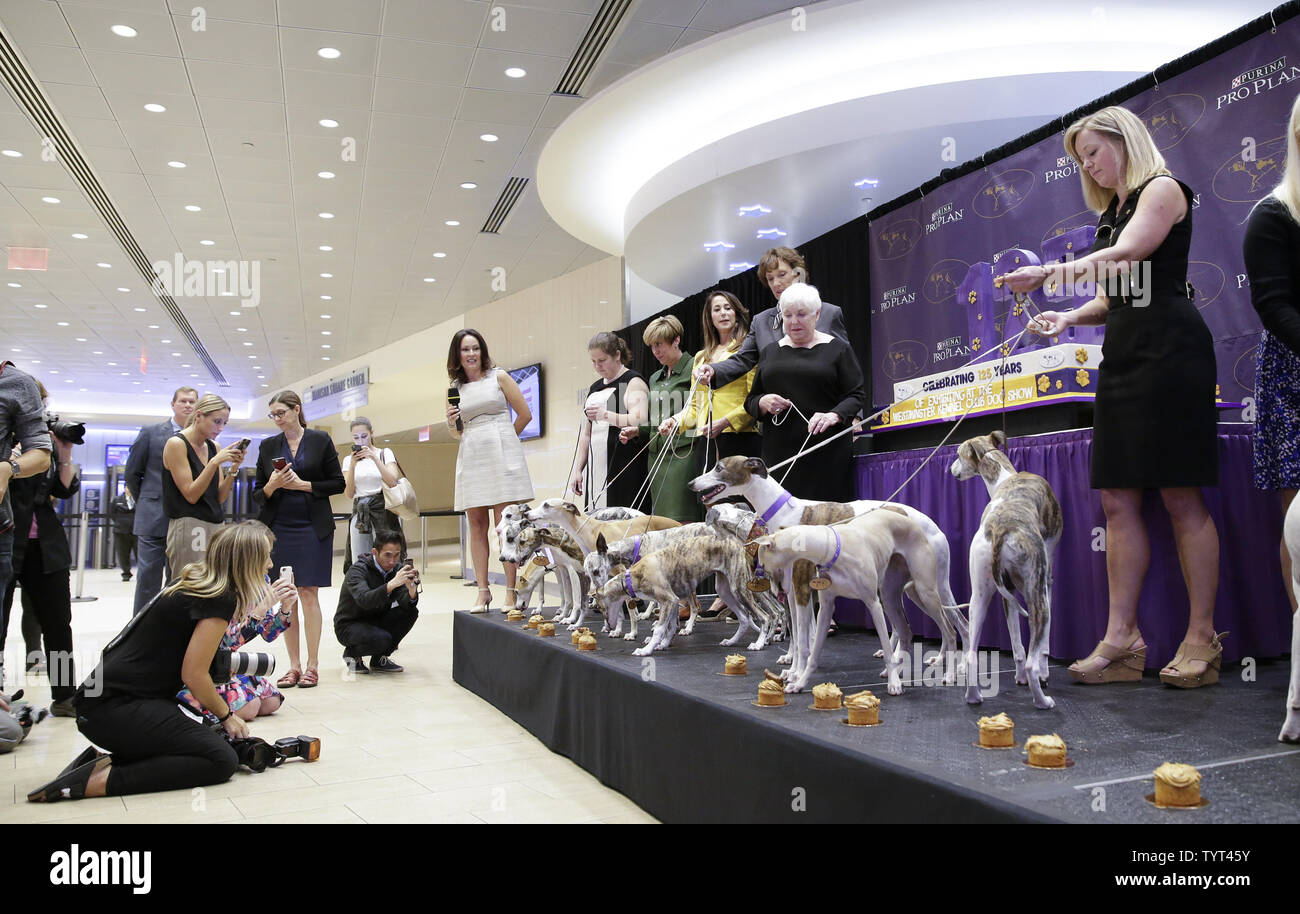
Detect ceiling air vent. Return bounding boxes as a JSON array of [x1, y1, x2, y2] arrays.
[[0, 24, 228, 385], [554, 0, 636, 97], [480, 177, 530, 234]]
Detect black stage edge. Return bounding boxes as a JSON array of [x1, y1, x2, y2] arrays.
[[453, 611, 1299, 824]]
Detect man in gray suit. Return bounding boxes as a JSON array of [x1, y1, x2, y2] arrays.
[[124, 386, 196, 614], [695, 246, 848, 388]]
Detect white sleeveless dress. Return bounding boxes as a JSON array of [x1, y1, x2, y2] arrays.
[[454, 370, 535, 511]]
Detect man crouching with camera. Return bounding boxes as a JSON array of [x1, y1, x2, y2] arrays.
[[335, 530, 419, 675]]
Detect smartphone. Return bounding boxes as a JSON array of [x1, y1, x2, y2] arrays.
[[272, 457, 288, 471], [351, 444, 363, 452], [279, 565, 294, 584], [235, 438, 251, 451]]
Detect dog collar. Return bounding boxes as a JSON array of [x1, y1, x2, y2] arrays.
[[623, 570, 636, 599], [819, 528, 843, 575], [758, 491, 793, 529], [631, 535, 642, 562]]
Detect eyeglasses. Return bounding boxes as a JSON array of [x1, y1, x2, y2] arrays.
[[268, 409, 290, 420]]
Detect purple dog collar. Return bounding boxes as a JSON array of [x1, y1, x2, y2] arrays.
[[624, 570, 637, 599], [820, 528, 843, 575], [758, 491, 793, 529], [631, 535, 642, 562]]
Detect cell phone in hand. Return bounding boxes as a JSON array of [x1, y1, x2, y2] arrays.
[[351, 444, 363, 452], [279, 566, 294, 585], [272, 457, 288, 471], [235, 438, 251, 451]]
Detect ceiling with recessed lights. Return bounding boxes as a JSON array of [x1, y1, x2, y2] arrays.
[[0, 0, 815, 414]]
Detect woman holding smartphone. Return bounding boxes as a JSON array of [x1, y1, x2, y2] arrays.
[[161, 393, 245, 578], [28, 521, 296, 802], [341, 417, 400, 562], [253, 391, 345, 689]]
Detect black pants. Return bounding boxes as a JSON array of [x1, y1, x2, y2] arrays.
[[1, 578, 43, 659], [77, 696, 238, 796], [1, 546, 74, 700], [114, 530, 136, 575], [713, 431, 762, 461], [335, 605, 418, 660]]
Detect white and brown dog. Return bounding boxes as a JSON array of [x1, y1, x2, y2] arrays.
[[689, 456, 968, 679], [1280, 496, 1300, 743], [950, 430, 1062, 710], [512, 525, 590, 625], [753, 507, 949, 694]]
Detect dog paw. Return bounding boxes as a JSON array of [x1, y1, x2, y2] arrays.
[[776, 652, 792, 665], [887, 677, 904, 697], [1034, 695, 1056, 710], [873, 649, 884, 658], [965, 687, 984, 705], [623, 632, 637, 641], [680, 625, 695, 636], [632, 645, 653, 657], [1280, 709, 1300, 743], [747, 640, 765, 651]]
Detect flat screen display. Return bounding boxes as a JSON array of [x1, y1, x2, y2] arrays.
[[508, 363, 543, 442], [105, 443, 132, 467]]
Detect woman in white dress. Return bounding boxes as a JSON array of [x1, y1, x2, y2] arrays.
[[445, 329, 535, 613], [341, 417, 400, 563]]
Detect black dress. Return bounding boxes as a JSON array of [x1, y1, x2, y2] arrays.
[[586, 369, 648, 511], [269, 439, 332, 587], [1090, 176, 1217, 489], [745, 337, 865, 502]]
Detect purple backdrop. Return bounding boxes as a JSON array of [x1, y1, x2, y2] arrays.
[[868, 19, 1300, 410], [840, 426, 1293, 667]]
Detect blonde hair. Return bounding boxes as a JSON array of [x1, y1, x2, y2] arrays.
[[187, 393, 231, 428], [642, 315, 683, 347], [162, 520, 274, 624], [1065, 106, 1170, 213], [1270, 93, 1300, 224]]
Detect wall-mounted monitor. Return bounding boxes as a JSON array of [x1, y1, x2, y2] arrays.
[[105, 443, 132, 467], [508, 363, 544, 442]]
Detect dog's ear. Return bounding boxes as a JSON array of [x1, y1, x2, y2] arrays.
[[596, 532, 607, 554], [743, 457, 768, 478], [990, 429, 1007, 451]]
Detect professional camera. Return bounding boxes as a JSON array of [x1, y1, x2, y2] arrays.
[[4, 689, 50, 732], [226, 734, 321, 773], [44, 412, 86, 445], [209, 650, 275, 682]]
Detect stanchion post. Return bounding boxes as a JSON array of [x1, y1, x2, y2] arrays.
[[72, 510, 98, 603]]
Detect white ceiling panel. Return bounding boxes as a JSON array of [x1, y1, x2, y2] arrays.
[[456, 88, 545, 126], [481, 5, 590, 57], [283, 67, 376, 109], [467, 47, 568, 93], [82, 48, 190, 91], [65, 115, 131, 147], [185, 59, 284, 102], [0, 0, 80, 45], [197, 97, 287, 132], [372, 77, 462, 118], [19, 43, 97, 86], [380, 0, 487, 45], [165, 0, 276, 25], [42, 82, 113, 119], [277, 0, 384, 34], [279, 27, 379, 77], [376, 37, 476, 85], [61, 5, 183, 57], [100, 86, 203, 125], [172, 14, 281, 66]]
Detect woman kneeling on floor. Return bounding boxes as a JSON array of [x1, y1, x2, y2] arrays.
[[28, 520, 297, 802]]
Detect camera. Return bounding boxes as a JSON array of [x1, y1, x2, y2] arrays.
[[225, 734, 321, 773], [209, 650, 276, 682], [44, 412, 86, 445]]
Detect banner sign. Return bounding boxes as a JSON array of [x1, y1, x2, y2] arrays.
[[304, 367, 368, 421], [868, 16, 1299, 417]]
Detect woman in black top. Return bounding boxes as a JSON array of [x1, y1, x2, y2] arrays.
[[1003, 105, 1222, 689], [253, 390, 345, 689], [1244, 93, 1300, 617], [569, 332, 649, 511], [28, 521, 297, 802], [744, 283, 865, 503], [162, 393, 245, 578]]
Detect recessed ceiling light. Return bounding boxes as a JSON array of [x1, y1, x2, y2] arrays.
[[432, 251, 447, 258], [148, 324, 159, 329], [247, 355, 256, 359], [257, 375, 265, 379], [320, 272, 332, 278], [9, 349, 19, 353], [200, 239, 214, 246], [321, 314, 331, 319], [79, 388, 86, 392], [167, 161, 186, 169], [320, 295, 332, 301], [132, 381, 140, 385], [261, 383, 268, 387], [444, 220, 459, 227], [117, 287, 129, 292], [29, 360, 41, 365], [317, 171, 335, 179], [92, 351, 102, 355], [71, 233, 87, 239], [42, 196, 60, 204], [322, 357, 330, 361], [319, 212, 334, 219], [318, 245, 333, 252], [97, 262, 112, 268], [318, 118, 338, 129], [75, 337, 86, 342], [6, 283, 18, 288], [133, 307, 146, 312], [321, 330, 332, 336], [1, 150, 21, 157], [243, 342, 252, 347], [120, 371, 129, 376], [229, 311, 241, 316], [423, 277, 436, 283], [107, 362, 117, 366], [171, 352, 180, 356], [317, 47, 341, 59], [182, 363, 190, 368], [33, 304, 47, 309], [459, 182, 477, 189], [479, 134, 498, 143], [49, 370, 58, 374], [321, 344, 331, 349], [211, 267, 225, 273], [57, 321, 68, 326], [184, 204, 201, 212], [111, 24, 138, 38], [144, 103, 166, 113], [505, 67, 526, 78], [191, 373, 199, 378], [237, 327, 247, 332], [161, 339, 171, 343]]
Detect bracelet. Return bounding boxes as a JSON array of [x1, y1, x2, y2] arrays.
[[216, 708, 233, 723]]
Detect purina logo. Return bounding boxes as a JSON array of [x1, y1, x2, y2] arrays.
[[1056, 156, 1071, 168], [50, 845, 152, 894], [1231, 56, 1285, 89]]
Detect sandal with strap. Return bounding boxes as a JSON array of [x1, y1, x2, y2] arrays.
[[470, 587, 492, 614], [277, 668, 302, 688], [1068, 635, 1146, 683], [298, 667, 319, 689], [503, 587, 520, 612], [1159, 631, 1229, 689]]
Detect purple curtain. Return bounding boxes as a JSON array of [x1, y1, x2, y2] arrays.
[[841, 427, 1291, 667]]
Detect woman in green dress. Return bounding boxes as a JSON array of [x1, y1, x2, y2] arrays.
[[619, 315, 701, 523]]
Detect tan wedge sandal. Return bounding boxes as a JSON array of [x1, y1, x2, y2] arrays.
[[1159, 631, 1229, 689], [1068, 636, 1146, 683]]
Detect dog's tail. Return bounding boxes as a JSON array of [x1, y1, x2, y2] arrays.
[[990, 527, 1045, 618]]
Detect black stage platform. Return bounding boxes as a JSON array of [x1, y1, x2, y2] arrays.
[[452, 610, 1299, 823]]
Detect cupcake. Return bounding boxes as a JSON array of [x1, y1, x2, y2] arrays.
[[571, 626, 592, 645], [539, 622, 556, 637], [845, 690, 880, 725], [1153, 763, 1202, 807], [506, 609, 524, 622], [812, 682, 843, 710], [757, 679, 786, 706], [1025, 733, 1067, 768], [724, 654, 747, 675], [577, 633, 598, 652], [527, 614, 544, 629], [978, 712, 1014, 748]]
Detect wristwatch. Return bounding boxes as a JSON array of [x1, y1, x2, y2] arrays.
[[5, 456, 18, 479]]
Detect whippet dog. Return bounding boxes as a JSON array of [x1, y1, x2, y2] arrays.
[[512, 525, 590, 625], [1281, 497, 1300, 743], [592, 534, 780, 656], [526, 499, 681, 640], [689, 457, 968, 680], [704, 503, 790, 643], [754, 507, 948, 694], [950, 430, 1062, 710]]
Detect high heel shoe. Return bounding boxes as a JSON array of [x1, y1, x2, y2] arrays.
[[1159, 631, 1229, 688], [503, 587, 520, 612], [469, 588, 492, 614], [1068, 633, 1146, 683]]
